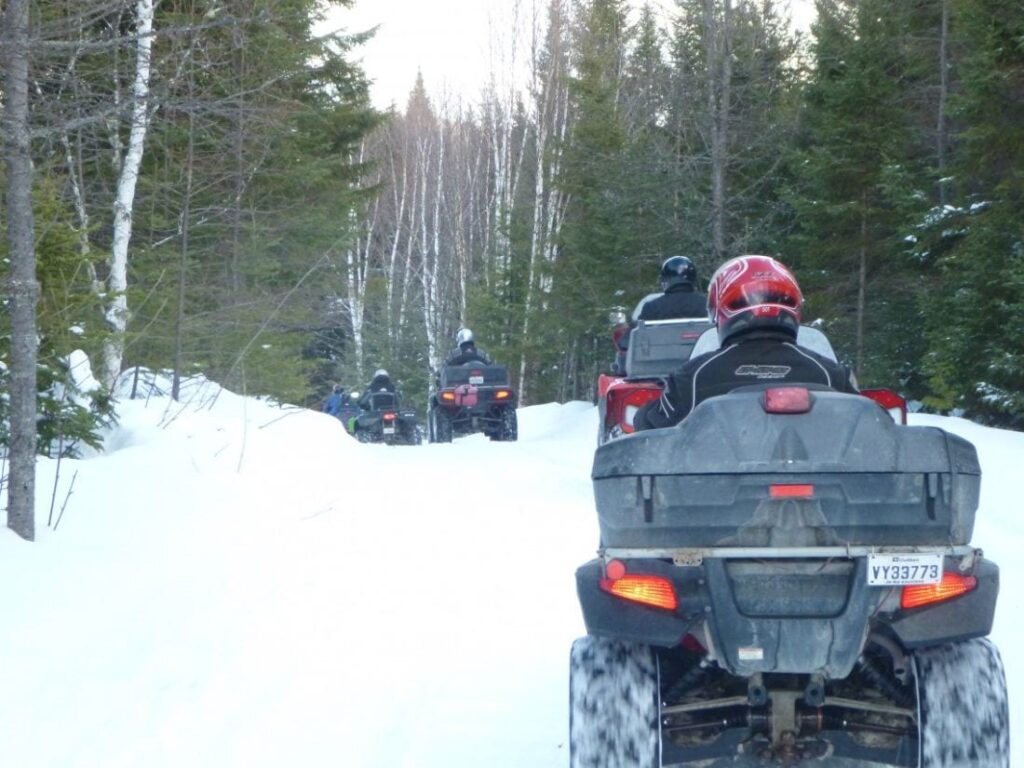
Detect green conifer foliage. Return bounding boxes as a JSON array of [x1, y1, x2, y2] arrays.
[[920, 0, 1024, 426]]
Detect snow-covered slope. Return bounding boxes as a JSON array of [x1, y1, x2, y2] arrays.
[[0, 378, 1019, 766]]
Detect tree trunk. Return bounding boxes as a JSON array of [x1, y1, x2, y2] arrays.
[[101, 0, 155, 389], [705, 0, 732, 262], [936, 0, 949, 205], [857, 195, 868, 381], [2, 0, 38, 541], [172, 101, 196, 401]]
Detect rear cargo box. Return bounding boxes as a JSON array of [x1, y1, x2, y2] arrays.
[[440, 364, 510, 387], [625, 319, 712, 377], [592, 389, 980, 548]]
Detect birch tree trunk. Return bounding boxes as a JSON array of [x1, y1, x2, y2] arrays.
[[2, 0, 38, 541], [101, 0, 155, 389]]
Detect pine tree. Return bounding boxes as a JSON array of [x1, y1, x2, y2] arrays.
[[785, 0, 922, 385], [918, 0, 1024, 425]]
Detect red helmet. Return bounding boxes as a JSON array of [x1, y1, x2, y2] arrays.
[[707, 255, 803, 343]]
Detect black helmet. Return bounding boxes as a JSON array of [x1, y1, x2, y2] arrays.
[[332, 384, 343, 394], [659, 256, 697, 291]]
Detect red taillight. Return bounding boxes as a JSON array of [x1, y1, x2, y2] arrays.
[[612, 387, 662, 434], [440, 391, 456, 402], [901, 572, 978, 610], [600, 573, 678, 612], [763, 387, 811, 414], [769, 483, 815, 499], [382, 412, 397, 421], [494, 389, 511, 400], [860, 388, 908, 425]]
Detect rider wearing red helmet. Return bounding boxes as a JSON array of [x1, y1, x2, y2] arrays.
[[636, 255, 857, 430]]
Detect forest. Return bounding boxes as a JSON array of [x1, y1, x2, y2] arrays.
[[2, 0, 1023, 448]]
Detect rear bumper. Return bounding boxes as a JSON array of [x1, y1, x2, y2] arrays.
[[576, 552, 999, 678]]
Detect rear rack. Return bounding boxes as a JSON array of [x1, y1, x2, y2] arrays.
[[601, 544, 980, 567]]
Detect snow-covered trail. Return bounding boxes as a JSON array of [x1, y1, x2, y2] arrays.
[[0, 385, 1020, 767]]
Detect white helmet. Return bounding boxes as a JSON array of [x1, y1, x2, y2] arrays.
[[456, 328, 474, 346], [373, 368, 388, 379]]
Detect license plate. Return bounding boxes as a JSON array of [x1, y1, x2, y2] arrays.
[[383, 425, 395, 434], [469, 375, 484, 385], [867, 553, 942, 586]]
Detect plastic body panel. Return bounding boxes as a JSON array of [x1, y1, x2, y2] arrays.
[[592, 389, 980, 548]]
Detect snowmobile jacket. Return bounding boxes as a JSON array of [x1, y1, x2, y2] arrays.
[[635, 284, 707, 322], [445, 343, 492, 367], [323, 392, 344, 416], [637, 331, 858, 430]]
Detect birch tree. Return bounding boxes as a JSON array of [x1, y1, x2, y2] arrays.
[[101, 0, 154, 389], [2, 0, 38, 541]]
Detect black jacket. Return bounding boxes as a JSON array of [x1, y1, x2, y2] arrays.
[[359, 375, 398, 410], [637, 331, 858, 430], [445, 343, 491, 367], [636, 284, 707, 321]]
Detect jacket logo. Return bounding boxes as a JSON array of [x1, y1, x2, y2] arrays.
[[734, 364, 792, 379]]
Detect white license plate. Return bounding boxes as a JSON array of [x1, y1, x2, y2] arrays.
[[867, 553, 942, 586], [469, 376, 484, 385], [383, 425, 395, 434]]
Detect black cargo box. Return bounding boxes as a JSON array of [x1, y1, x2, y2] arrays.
[[440, 364, 510, 387], [592, 389, 980, 548], [625, 319, 712, 377]]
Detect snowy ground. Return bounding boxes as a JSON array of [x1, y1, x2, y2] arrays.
[[0, 375, 1019, 767]]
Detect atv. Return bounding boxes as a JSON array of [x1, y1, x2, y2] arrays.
[[571, 379, 1007, 766], [353, 391, 421, 446], [428, 362, 517, 443], [598, 317, 712, 444]]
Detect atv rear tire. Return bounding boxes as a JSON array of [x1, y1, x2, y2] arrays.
[[569, 636, 659, 768], [497, 408, 518, 442], [429, 408, 453, 443], [915, 637, 1009, 767]]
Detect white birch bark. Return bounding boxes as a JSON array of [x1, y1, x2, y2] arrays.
[[101, 0, 155, 389]]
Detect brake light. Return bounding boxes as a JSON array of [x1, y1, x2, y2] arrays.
[[763, 387, 811, 414], [860, 388, 908, 425], [901, 572, 978, 610], [770, 484, 814, 499], [494, 389, 511, 400], [600, 573, 678, 612], [616, 387, 662, 433], [382, 412, 397, 421], [440, 391, 456, 402]]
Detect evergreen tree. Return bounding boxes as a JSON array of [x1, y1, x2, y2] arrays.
[[918, 0, 1024, 426], [785, 0, 922, 385]]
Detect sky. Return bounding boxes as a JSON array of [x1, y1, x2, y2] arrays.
[[321, 0, 818, 110], [0, 359, 1019, 766]]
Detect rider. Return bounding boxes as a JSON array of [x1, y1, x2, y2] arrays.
[[358, 369, 399, 409], [633, 256, 707, 321], [322, 384, 345, 416], [636, 255, 858, 430], [445, 328, 492, 366]]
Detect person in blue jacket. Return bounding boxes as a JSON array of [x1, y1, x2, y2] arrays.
[[323, 384, 345, 416]]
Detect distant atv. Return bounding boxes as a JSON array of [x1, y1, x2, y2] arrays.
[[571, 376, 1007, 766], [428, 362, 517, 442], [353, 391, 421, 446]]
